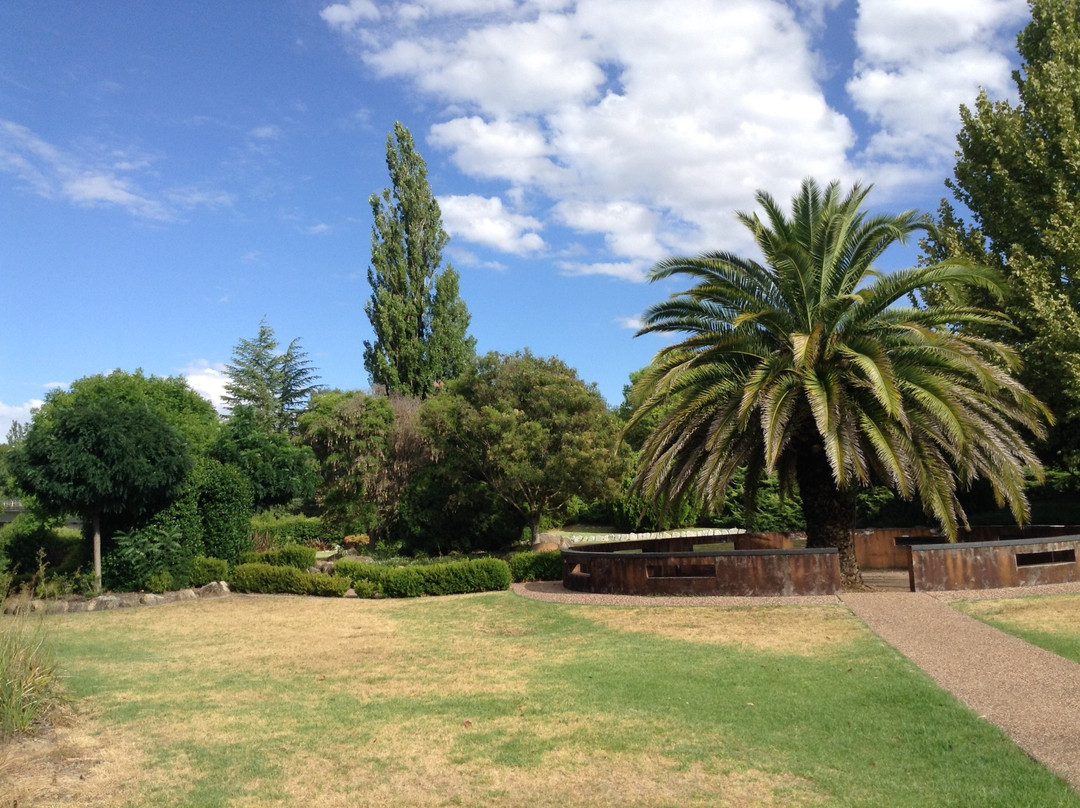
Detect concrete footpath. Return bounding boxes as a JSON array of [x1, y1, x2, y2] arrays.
[[842, 591, 1080, 791]]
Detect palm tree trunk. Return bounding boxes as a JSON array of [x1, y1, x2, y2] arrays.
[[795, 439, 865, 590]]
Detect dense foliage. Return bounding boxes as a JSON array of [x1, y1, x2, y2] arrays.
[[924, 0, 1080, 466], [211, 406, 317, 511]]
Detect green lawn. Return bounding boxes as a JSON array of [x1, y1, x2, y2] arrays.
[[9, 592, 1079, 807]]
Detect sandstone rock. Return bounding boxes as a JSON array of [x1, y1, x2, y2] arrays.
[[344, 587, 357, 598], [175, 588, 197, 601], [139, 593, 166, 606], [197, 581, 230, 598], [45, 600, 69, 615], [89, 595, 121, 611]]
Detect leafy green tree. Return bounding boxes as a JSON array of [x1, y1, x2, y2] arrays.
[[298, 390, 396, 535], [925, 0, 1080, 464], [224, 319, 321, 434], [210, 406, 318, 511], [363, 122, 476, 397], [420, 351, 626, 543], [629, 179, 1049, 588], [9, 394, 191, 591]]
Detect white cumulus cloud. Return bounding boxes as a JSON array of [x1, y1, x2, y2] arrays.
[[439, 194, 544, 254], [324, 0, 1026, 273]]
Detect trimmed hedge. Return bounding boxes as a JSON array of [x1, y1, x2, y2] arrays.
[[190, 556, 229, 587], [333, 558, 511, 598], [508, 550, 562, 582], [237, 544, 316, 570], [229, 563, 349, 597]]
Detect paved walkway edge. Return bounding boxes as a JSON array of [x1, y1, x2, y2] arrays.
[[842, 592, 1080, 791]]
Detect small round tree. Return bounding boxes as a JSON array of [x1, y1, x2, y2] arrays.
[[9, 390, 192, 592]]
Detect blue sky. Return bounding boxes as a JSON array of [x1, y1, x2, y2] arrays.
[[1, 0, 1030, 437]]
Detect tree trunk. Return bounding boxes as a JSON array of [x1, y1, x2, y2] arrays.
[[795, 439, 866, 591], [529, 512, 542, 546], [92, 513, 102, 594]]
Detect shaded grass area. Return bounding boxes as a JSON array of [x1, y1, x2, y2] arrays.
[[13, 593, 1080, 807], [955, 594, 1080, 664]]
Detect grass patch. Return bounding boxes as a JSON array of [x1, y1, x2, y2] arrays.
[[954, 594, 1080, 663], [7, 593, 1079, 806]]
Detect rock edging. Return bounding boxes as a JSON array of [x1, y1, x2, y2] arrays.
[[3, 581, 231, 616]]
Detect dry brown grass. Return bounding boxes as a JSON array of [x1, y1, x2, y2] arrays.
[[958, 594, 1080, 635], [0, 704, 144, 807], [581, 604, 864, 656]]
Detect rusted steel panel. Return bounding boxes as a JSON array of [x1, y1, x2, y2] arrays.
[[734, 532, 793, 551], [561, 546, 840, 596], [910, 536, 1080, 591], [854, 527, 935, 569]]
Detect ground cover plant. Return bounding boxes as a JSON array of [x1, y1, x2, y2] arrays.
[[4, 594, 1079, 807], [955, 594, 1080, 664]]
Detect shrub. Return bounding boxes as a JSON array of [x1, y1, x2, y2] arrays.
[[229, 563, 306, 595], [104, 521, 189, 591], [303, 574, 351, 597], [334, 558, 511, 598], [351, 579, 380, 598], [508, 550, 563, 582], [229, 563, 349, 597], [196, 459, 255, 563], [190, 556, 228, 587], [237, 544, 316, 570], [1, 515, 85, 580]]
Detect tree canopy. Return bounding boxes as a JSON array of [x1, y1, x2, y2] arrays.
[[629, 179, 1049, 588], [924, 0, 1080, 464], [421, 351, 625, 542], [363, 122, 476, 397]]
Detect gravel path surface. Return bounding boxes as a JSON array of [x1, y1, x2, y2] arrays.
[[513, 580, 1080, 791]]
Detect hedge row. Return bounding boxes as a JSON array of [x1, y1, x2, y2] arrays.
[[507, 550, 562, 582], [333, 558, 511, 598], [237, 544, 316, 570], [229, 563, 350, 597]]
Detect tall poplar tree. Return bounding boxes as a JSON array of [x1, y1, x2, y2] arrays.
[[925, 0, 1080, 463], [363, 122, 475, 398]]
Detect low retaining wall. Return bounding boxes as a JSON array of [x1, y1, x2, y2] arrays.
[[909, 535, 1080, 591], [562, 539, 840, 597]]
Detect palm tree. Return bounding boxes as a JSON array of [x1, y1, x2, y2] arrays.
[[629, 179, 1050, 589]]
